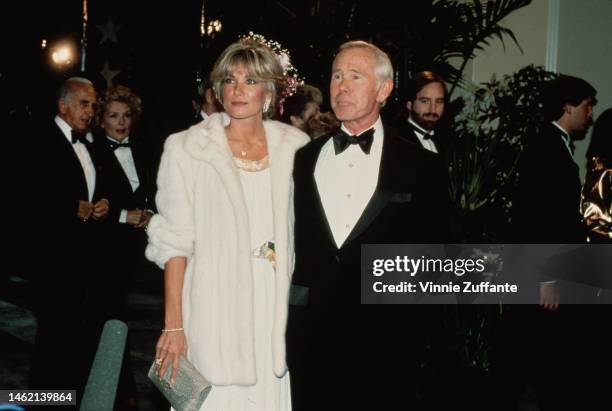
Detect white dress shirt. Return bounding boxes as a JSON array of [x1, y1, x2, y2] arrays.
[[107, 136, 140, 223], [408, 117, 438, 153], [55, 115, 96, 201], [314, 117, 384, 247]]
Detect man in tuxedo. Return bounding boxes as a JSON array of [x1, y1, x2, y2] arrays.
[[504, 75, 602, 410], [28, 77, 110, 400], [402, 71, 448, 155], [287, 41, 450, 410], [513, 74, 594, 246]]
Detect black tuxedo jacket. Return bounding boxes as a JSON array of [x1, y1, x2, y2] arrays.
[[27, 119, 113, 392], [29, 120, 110, 273], [92, 130, 156, 223], [287, 123, 450, 410], [512, 123, 585, 243]]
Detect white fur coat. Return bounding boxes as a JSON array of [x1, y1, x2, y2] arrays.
[[146, 113, 309, 385]]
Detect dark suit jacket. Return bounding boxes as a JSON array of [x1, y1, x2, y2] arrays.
[[30, 120, 110, 275], [512, 123, 585, 243], [287, 123, 450, 410], [27, 118, 112, 391]]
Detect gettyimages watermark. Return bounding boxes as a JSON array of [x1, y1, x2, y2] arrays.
[[361, 244, 612, 304]]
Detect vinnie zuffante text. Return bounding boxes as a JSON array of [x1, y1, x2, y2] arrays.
[[371, 256, 518, 294]]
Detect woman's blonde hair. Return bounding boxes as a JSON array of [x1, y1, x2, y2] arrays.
[[210, 38, 285, 119], [96, 85, 142, 125]]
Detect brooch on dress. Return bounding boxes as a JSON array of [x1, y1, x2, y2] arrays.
[[252, 241, 276, 270]]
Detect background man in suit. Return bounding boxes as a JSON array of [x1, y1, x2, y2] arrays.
[[513, 74, 594, 246], [191, 79, 223, 124], [403, 71, 448, 154], [287, 41, 449, 410], [504, 75, 600, 410], [28, 77, 110, 401]]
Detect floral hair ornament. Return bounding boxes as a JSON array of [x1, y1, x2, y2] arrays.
[[239, 32, 304, 115]]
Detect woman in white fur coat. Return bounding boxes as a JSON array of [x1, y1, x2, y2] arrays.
[[146, 38, 309, 410]]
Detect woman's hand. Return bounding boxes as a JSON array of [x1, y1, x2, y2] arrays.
[[155, 329, 188, 383]]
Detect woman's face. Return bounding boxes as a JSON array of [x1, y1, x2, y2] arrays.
[[221, 63, 270, 120], [102, 101, 133, 141]]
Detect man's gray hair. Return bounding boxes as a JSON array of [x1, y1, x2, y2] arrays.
[[58, 77, 95, 101], [337, 40, 394, 86]]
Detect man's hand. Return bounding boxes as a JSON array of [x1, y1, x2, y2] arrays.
[[77, 201, 94, 221], [135, 210, 153, 229], [126, 209, 153, 228], [539, 282, 560, 311], [92, 199, 110, 220], [126, 209, 144, 226]]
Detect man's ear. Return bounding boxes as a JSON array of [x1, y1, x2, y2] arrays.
[[58, 99, 67, 115], [406, 100, 412, 112], [376, 79, 393, 104]]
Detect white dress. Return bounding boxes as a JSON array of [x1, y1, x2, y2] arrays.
[[201, 156, 292, 411]]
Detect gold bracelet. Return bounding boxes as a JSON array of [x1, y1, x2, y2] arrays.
[[162, 327, 184, 332]]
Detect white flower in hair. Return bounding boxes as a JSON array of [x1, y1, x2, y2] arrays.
[[240, 32, 304, 99], [277, 52, 291, 71]]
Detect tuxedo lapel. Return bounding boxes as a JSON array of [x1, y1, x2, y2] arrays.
[[302, 135, 338, 250], [52, 124, 90, 199], [402, 122, 422, 147], [130, 142, 150, 194]]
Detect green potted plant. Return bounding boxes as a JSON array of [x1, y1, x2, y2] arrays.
[[448, 65, 557, 242]]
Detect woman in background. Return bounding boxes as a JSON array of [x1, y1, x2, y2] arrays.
[[93, 84, 155, 410]]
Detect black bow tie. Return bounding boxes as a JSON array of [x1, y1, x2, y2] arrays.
[[409, 122, 433, 140], [108, 140, 131, 150], [333, 128, 375, 155], [71, 130, 88, 145]]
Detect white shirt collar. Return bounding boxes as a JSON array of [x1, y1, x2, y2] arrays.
[[54, 115, 93, 143], [408, 117, 435, 137], [106, 135, 130, 144], [552, 121, 572, 153], [340, 116, 383, 139], [551, 121, 570, 138]]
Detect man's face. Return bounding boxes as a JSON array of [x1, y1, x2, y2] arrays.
[[330, 47, 392, 133], [58, 84, 97, 132], [406, 82, 445, 131], [567, 97, 594, 134]]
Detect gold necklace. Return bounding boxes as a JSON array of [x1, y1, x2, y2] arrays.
[[239, 139, 263, 158]]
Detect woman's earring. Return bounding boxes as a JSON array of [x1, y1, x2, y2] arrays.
[[263, 99, 271, 113]]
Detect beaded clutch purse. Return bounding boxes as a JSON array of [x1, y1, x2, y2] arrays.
[[147, 356, 212, 411]]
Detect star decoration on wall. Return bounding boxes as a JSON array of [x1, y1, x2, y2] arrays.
[[96, 19, 121, 44], [100, 61, 121, 87]]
